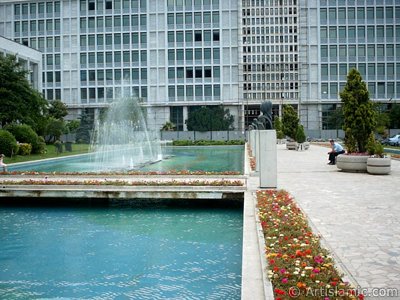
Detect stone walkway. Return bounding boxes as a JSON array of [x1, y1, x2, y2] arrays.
[[276, 143, 400, 297]]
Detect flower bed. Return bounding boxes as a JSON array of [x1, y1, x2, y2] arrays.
[[0, 170, 241, 176], [0, 179, 243, 187], [257, 190, 364, 300]]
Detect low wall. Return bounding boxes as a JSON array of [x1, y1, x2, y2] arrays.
[[160, 131, 246, 141]]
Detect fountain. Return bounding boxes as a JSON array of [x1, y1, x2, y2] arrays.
[[89, 96, 162, 171]]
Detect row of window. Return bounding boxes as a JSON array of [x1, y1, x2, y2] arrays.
[[43, 71, 61, 83], [80, 86, 147, 102], [243, 63, 299, 72], [243, 54, 298, 63], [167, 48, 220, 62], [14, 2, 61, 16], [320, 44, 400, 58], [168, 85, 221, 99], [243, 92, 298, 100], [243, 34, 297, 45], [168, 66, 219, 79], [242, 0, 297, 7], [320, 6, 400, 22], [321, 63, 400, 77], [43, 89, 61, 101], [13, 37, 60, 51], [242, 16, 297, 26], [167, 0, 219, 8], [242, 25, 297, 36], [321, 81, 400, 99], [167, 12, 220, 26], [242, 6, 297, 17], [243, 44, 298, 54], [14, 19, 61, 34], [320, 25, 400, 40], [80, 33, 147, 47], [243, 72, 299, 82], [243, 82, 298, 91], [167, 30, 220, 43], [80, 51, 147, 65], [80, 15, 147, 30], [80, 0, 147, 12], [80, 68, 147, 81]]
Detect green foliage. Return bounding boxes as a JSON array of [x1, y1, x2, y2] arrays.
[[66, 120, 80, 134], [45, 117, 66, 143], [273, 118, 285, 139], [161, 121, 176, 131], [325, 107, 344, 130], [75, 111, 94, 143], [36, 136, 46, 154], [0, 129, 19, 157], [172, 139, 245, 146], [48, 100, 68, 120], [4, 123, 41, 154], [295, 125, 306, 143], [186, 106, 234, 132], [18, 143, 32, 156], [366, 134, 385, 158], [54, 140, 63, 154], [0, 55, 48, 130], [389, 104, 400, 129], [340, 69, 376, 153], [282, 105, 299, 140]]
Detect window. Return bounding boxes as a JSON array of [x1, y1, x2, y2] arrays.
[[88, 0, 95, 10], [213, 30, 219, 41], [194, 31, 202, 41], [106, 1, 112, 9], [195, 67, 202, 78]]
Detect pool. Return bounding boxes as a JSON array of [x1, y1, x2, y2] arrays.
[[8, 146, 244, 173], [0, 204, 243, 299]]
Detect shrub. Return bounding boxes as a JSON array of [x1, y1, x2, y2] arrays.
[[4, 123, 41, 154], [0, 130, 19, 157], [295, 124, 306, 143], [282, 105, 299, 140], [18, 143, 32, 155]]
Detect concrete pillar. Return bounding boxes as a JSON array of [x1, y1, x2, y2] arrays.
[[258, 130, 277, 188], [183, 106, 188, 131], [255, 130, 260, 172]]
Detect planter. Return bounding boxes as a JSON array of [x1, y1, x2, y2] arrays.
[[286, 141, 298, 150], [276, 138, 287, 145], [297, 142, 310, 151], [336, 155, 368, 172], [367, 156, 391, 175]]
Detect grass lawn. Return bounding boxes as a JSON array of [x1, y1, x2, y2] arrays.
[[3, 144, 91, 164]]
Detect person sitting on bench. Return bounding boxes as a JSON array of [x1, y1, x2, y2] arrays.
[[328, 139, 345, 165]]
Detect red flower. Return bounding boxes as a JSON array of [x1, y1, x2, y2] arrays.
[[274, 288, 286, 295]]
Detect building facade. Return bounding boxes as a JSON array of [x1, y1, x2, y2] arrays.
[[0, 35, 42, 92], [0, 0, 399, 133]]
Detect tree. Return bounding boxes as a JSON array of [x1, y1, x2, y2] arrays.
[[0, 55, 48, 130], [48, 99, 68, 120], [161, 121, 176, 131], [75, 111, 94, 143], [340, 68, 376, 153], [45, 117, 66, 143], [282, 105, 299, 140], [186, 106, 234, 132], [389, 104, 400, 129], [273, 117, 285, 139]]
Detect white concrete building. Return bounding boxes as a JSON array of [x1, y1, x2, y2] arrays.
[[0, 35, 42, 91], [0, 0, 399, 133]]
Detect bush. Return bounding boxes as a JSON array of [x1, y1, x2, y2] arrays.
[[4, 124, 41, 154], [18, 143, 32, 155], [295, 125, 306, 143], [0, 130, 19, 157], [36, 136, 46, 154]]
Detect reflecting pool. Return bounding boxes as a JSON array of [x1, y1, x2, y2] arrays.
[[8, 146, 244, 173], [0, 204, 243, 299]]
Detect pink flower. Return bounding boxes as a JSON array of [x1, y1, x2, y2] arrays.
[[314, 255, 324, 264], [282, 278, 289, 284]]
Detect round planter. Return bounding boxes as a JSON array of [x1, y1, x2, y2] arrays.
[[336, 155, 368, 172], [367, 157, 391, 175], [286, 141, 298, 150]]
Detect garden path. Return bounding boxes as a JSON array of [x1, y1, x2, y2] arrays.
[[276, 143, 400, 297]]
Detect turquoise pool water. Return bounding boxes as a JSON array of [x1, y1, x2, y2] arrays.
[[8, 146, 244, 173], [0, 205, 243, 299]]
